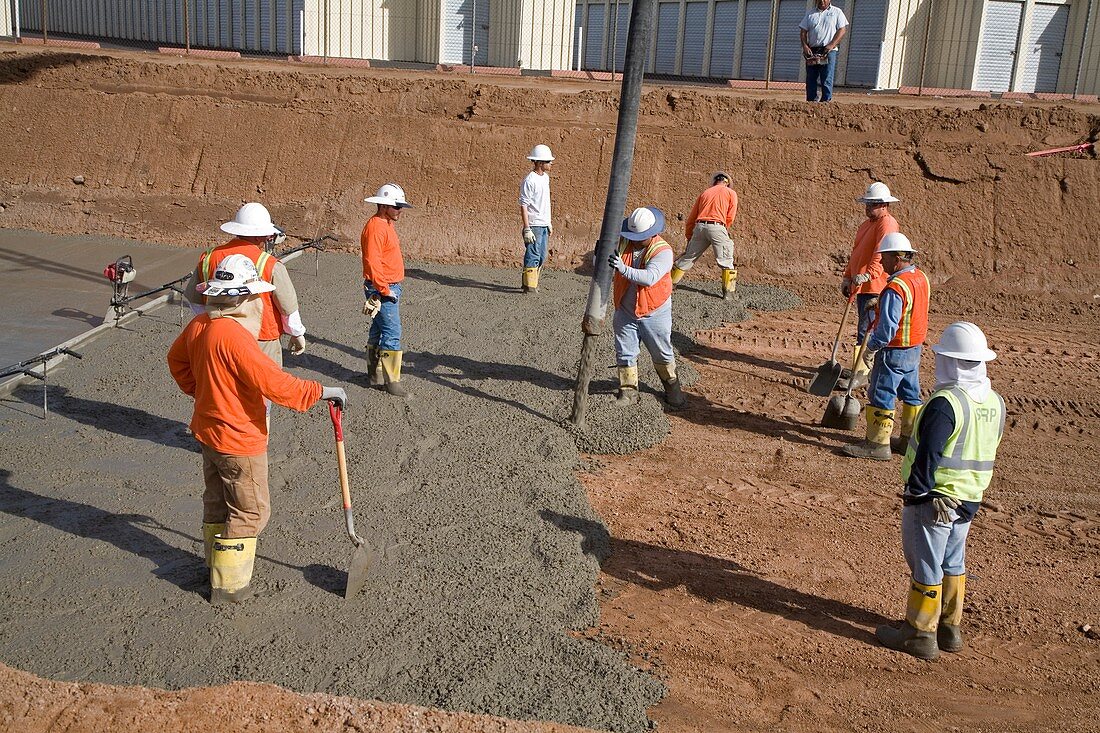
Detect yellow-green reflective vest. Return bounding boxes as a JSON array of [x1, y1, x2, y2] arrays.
[[901, 386, 1005, 503]]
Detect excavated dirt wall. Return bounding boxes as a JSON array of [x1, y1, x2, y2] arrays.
[[0, 46, 1097, 298]]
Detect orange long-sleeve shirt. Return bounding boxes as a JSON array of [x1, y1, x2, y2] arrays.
[[685, 184, 739, 240], [168, 315, 322, 455], [844, 213, 898, 295], [360, 214, 404, 297]]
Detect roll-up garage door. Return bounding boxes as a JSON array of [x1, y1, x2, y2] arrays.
[[655, 2, 681, 73], [585, 3, 607, 70], [709, 0, 738, 78], [771, 0, 807, 81], [613, 2, 631, 71], [975, 0, 1023, 92], [844, 0, 886, 87], [1019, 3, 1069, 92], [682, 1, 709, 76], [741, 0, 772, 79], [442, 0, 468, 63], [574, 3, 584, 68]]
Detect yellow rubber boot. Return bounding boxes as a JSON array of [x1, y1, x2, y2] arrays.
[[669, 266, 686, 285], [210, 535, 257, 604], [892, 402, 921, 454], [202, 522, 225, 568], [522, 267, 539, 293], [615, 365, 639, 406], [876, 580, 941, 660], [938, 574, 966, 652], [842, 406, 894, 461], [654, 361, 685, 409], [380, 350, 408, 397], [721, 268, 738, 299]]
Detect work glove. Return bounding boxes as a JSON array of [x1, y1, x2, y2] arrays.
[[932, 495, 961, 524], [607, 253, 627, 274], [289, 334, 307, 355], [522, 227, 535, 245], [852, 272, 872, 285], [321, 386, 347, 409], [841, 278, 852, 299], [548, 223, 554, 236], [362, 295, 381, 319], [860, 347, 879, 372], [865, 296, 880, 312]]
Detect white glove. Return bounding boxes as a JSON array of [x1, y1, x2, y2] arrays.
[[860, 347, 878, 371], [321, 386, 347, 408], [548, 223, 554, 236], [932, 496, 961, 524], [289, 334, 307, 355], [362, 295, 381, 319], [522, 227, 535, 245], [607, 253, 627, 274], [852, 272, 872, 285]]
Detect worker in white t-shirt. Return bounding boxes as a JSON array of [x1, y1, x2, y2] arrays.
[[518, 144, 554, 294], [799, 0, 848, 102]]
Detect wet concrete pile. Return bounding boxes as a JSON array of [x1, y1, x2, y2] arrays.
[[0, 253, 796, 732]]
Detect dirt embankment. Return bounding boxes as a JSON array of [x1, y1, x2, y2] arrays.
[[0, 45, 1097, 298]]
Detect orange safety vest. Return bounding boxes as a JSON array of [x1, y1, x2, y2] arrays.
[[873, 266, 930, 348], [613, 237, 673, 317], [198, 240, 282, 342]]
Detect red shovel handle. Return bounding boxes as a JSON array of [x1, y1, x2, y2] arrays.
[[329, 401, 344, 441]]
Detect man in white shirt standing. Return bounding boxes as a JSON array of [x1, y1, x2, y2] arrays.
[[519, 144, 554, 294], [799, 0, 848, 102]]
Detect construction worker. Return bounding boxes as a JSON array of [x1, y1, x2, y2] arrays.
[[362, 182, 413, 397], [841, 181, 900, 389], [168, 255, 347, 604], [608, 207, 685, 409], [876, 322, 1004, 660], [519, 144, 554, 294], [670, 172, 739, 299], [184, 202, 307, 366], [842, 232, 929, 460]]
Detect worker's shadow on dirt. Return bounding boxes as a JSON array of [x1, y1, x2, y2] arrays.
[[681, 339, 816, 382], [675, 396, 830, 449], [541, 510, 890, 645], [0, 52, 102, 85], [12, 386, 198, 452], [405, 268, 516, 293], [0, 469, 207, 595]]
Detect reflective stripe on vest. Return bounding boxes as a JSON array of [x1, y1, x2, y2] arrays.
[[613, 237, 673, 317], [881, 267, 929, 348], [901, 387, 1005, 503]]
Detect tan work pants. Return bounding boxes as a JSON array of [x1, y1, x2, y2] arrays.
[[674, 222, 735, 271], [200, 443, 271, 538]]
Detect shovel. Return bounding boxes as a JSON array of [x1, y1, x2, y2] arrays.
[[821, 333, 867, 430], [328, 403, 376, 599], [808, 294, 856, 397]]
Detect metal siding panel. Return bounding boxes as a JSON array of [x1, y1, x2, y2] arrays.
[[1020, 3, 1069, 92], [845, 0, 887, 87], [740, 0, 771, 79], [975, 0, 1022, 91], [682, 1, 707, 75], [771, 0, 805, 81], [709, 0, 738, 77], [574, 2, 583, 66], [655, 1, 679, 73], [612, 1, 630, 71], [584, 3, 605, 69], [441, 0, 466, 63], [276, 0, 289, 52]]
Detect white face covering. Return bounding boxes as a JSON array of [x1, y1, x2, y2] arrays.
[[934, 354, 991, 402]]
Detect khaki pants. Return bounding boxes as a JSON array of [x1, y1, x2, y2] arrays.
[[674, 222, 735, 271], [259, 338, 283, 367], [200, 443, 271, 538]]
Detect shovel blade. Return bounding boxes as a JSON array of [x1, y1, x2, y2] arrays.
[[821, 394, 861, 431], [344, 542, 377, 600], [807, 359, 843, 397]]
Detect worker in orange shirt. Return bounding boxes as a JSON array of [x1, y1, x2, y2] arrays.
[[841, 182, 899, 388], [669, 172, 739, 299], [361, 183, 413, 397], [183, 202, 308, 366], [168, 254, 347, 604]]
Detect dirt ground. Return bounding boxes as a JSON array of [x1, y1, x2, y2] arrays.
[[0, 43, 1098, 733]]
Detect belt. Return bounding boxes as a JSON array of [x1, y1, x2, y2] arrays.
[[697, 220, 725, 225]]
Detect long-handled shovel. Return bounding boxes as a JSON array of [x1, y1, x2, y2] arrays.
[[329, 403, 376, 599], [808, 294, 856, 397], [821, 332, 868, 431]]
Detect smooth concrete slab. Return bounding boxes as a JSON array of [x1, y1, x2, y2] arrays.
[[0, 229, 200, 367]]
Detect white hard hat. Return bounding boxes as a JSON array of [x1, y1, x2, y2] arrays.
[[857, 181, 900, 204], [221, 202, 280, 237], [932, 322, 997, 362], [364, 183, 412, 208], [620, 206, 665, 241], [877, 232, 916, 254], [527, 144, 554, 162], [196, 253, 276, 297]]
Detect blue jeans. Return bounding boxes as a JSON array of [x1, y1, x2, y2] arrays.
[[614, 300, 675, 366], [523, 226, 549, 268], [901, 501, 971, 586], [868, 345, 922, 410], [856, 294, 877, 343], [364, 280, 402, 351], [806, 49, 838, 102]]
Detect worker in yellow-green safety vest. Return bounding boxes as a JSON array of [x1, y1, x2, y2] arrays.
[[875, 322, 1005, 661]]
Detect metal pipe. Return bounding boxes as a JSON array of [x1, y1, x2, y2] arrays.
[[14, 0, 20, 39], [183, 0, 190, 53], [569, 0, 657, 429], [918, 0, 935, 96], [40, 0, 46, 43], [470, 0, 477, 73], [764, 0, 778, 89], [1074, 0, 1095, 98]]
